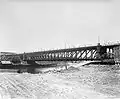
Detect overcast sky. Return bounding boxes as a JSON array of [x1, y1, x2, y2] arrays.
[[0, 0, 120, 53]]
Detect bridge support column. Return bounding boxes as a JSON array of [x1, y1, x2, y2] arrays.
[[113, 45, 120, 65], [96, 43, 102, 59]]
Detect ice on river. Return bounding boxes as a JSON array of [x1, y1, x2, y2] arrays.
[[0, 64, 120, 99]]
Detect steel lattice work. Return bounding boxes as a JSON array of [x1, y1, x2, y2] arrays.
[[0, 43, 120, 63]]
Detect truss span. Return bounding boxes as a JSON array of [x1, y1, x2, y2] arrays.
[[0, 43, 120, 63]]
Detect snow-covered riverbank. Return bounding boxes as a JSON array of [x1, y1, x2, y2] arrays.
[[0, 64, 120, 99]]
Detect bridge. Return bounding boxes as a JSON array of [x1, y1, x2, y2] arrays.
[[0, 43, 120, 65]]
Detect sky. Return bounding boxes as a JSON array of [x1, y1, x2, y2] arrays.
[[0, 0, 120, 53]]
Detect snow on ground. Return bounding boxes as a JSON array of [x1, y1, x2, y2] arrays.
[[0, 64, 120, 99]]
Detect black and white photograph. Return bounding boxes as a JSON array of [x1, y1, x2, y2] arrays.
[[0, 0, 120, 99]]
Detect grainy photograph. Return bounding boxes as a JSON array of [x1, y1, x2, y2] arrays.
[[0, 0, 120, 99]]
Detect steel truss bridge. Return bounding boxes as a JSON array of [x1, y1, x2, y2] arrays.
[[0, 43, 120, 65]]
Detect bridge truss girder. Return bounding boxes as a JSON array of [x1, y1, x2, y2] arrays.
[[0, 44, 120, 63]]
